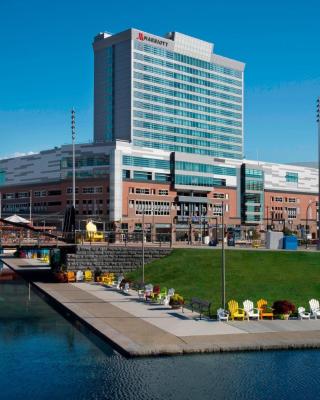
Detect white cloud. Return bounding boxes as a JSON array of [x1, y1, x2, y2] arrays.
[[0, 151, 38, 160]]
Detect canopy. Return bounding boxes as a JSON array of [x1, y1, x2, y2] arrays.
[[5, 214, 31, 224]]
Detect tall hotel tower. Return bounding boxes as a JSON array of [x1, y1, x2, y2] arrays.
[[93, 29, 245, 160]]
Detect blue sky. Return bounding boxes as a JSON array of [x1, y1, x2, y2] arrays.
[[0, 0, 319, 162]]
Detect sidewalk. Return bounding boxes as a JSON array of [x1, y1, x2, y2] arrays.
[[33, 281, 320, 357]]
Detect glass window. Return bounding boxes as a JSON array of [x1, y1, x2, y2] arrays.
[[133, 171, 152, 181], [285, 172, 298, 183], [123, 155, 169, 170], [122, 170, 130, 179], [133, 62, 242, 95], [133, 52, 242, 87], [134, 72, 242, 104], [175, 174, 226, 187], [133, 139, 239, 159], [134, 41, 243, 78], [133, 100, 242, 127], [134, 90, 242, 119], [175, 161, 236, 176], [155, 173, 170, 182], [133, 110, 242, 135]]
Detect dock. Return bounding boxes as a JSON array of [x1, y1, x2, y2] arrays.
[[2, 256, 320, 357]]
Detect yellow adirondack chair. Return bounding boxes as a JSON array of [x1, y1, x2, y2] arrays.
[[66, 271, 76, 283], [228, 300, 245, 320], [84, 270, 93, 282], [257, 298, 274, 320], [101, 272, 115, 285]]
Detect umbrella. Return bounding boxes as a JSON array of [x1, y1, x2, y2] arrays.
[[5, 214, 31, 224]]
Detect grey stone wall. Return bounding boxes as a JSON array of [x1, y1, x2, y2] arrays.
[[66, 246, 172, 273]]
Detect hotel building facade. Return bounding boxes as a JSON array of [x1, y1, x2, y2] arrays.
[[0, 29, 318, 240]]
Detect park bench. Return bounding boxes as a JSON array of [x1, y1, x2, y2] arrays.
[[183, 297, 211, 320]]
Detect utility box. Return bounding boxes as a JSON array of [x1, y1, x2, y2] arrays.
[[283, 236, 298, 250], [266, 231, 283, 249]]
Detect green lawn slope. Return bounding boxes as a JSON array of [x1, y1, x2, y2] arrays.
[[126, 249, 320, 312]]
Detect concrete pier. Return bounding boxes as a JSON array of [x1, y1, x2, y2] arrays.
[[3, 255, 320, 357]]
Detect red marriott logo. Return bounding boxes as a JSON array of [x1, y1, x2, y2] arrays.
[[136, 32, 168, 47]]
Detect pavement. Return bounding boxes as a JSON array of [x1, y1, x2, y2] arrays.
[[33, 281, 320, 357], [3, 255, 320, 357]]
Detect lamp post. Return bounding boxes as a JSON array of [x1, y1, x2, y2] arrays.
[[142, 208, 145, 284], [221, 200, 226, 309], [306, 200, 318, 249], [266, 205, 270, 230], [317, 97, 320, 249], [29, 190, 32, 224], [71, 108, 76, 209]]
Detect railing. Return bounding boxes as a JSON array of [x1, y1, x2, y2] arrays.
[[74, 230, 172, 247]]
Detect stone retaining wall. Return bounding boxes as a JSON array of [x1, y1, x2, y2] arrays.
[[66, 246, 172, 273]]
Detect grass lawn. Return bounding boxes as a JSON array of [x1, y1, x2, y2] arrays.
[[126, 249, 320, 313]]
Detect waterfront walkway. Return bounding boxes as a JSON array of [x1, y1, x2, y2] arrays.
[[3, 255, 320, 357], [34, 281, 320, 357]]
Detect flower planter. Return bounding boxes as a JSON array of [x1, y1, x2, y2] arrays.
[[170, 304, 182, 310]]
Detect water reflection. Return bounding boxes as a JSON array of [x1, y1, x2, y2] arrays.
[[0, 280, 320, 400]]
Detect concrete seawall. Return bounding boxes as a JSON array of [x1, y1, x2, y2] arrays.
[[3, 256, 320, 358]]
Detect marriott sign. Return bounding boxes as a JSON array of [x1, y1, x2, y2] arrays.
[[136, 32, 169, 47]]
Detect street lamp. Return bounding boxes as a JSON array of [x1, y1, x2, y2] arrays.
[[71, 108, 76, 209], [317, 97, 320, 249], [306, 200, 318, 249], [221, 200, 226, 309], [29, 190, 32, 224], [142, 208, 145, 284]]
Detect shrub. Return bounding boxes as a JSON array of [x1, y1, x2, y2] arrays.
[[272, 300, 295, 315], [169, 294, 184, 306]]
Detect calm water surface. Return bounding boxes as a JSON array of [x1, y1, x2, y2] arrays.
[[0, 274, 320, 400]]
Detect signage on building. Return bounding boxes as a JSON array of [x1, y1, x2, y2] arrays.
[[136, 32, 168, 47]]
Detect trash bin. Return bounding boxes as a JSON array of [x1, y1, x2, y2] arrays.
[[283, 236, 297, 250]]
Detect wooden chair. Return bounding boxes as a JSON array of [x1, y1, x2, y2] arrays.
[[66, 271, 76, 283], [228, 300, 245, 320], [243, 299, 259, 320], [309, 299, 320, 319], [101, 273, 115, 286], [84, 270, 93, 282], [150, 285, 161, 302], [257, 299, 274, 320]]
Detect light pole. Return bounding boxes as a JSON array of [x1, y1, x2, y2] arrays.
[[317, 97, 320, 249], [306, 200, 318, 249], [71, 108, 76, 209], [29, 190, 32, 224], [221, 200, 226, 309], [142, 208, 145, 284]]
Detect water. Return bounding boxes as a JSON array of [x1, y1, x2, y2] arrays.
[[1, 277, 320, 400]]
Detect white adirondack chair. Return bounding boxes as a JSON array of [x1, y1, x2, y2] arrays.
[[217, 308, 229, 321], [76, 270, 84, 282], [163, 288, 175, 306], [309, 299, 320, 319], [122, 282, 130, 293], [137, 290, 145, 301], [115, 274, 124, 289], [298, 306, 311, 320], [243, 299, 260, 320]]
